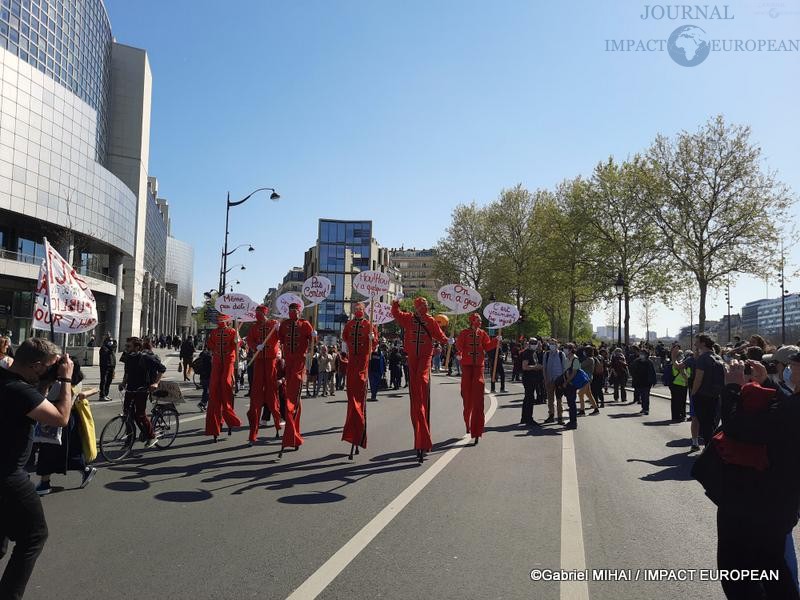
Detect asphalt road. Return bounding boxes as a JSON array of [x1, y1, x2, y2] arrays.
[[11, 352, 799, 600]]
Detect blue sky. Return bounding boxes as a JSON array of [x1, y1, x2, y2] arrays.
[[105, 0, 800, 338]]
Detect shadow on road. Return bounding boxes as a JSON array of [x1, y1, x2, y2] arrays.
[[155, 489, 213, 502], [370, 437, 462, 462], [627, 452, 695, 482], [643, 419, 678, 427], [606, 413, 642, 419]]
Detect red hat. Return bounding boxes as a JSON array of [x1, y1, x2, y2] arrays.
[[256, 305, 269, 314]]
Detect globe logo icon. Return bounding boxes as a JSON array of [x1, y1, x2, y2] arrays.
[[667, 25, 711, 66]]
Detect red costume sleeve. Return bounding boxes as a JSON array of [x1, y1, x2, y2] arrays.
[[342, 320, 353, 347], [482, 331, 498, 351], [391, 301, 412, 329], [455, 329, 468, 354]]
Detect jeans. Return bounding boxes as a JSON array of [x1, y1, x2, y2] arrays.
[[490, 362, 505, 392], [369, 373, 381, 400], [99, 366, 114, 398], [669, 384, 688, 421], [320, 372, 330, 395], [124, 390, 154, 440], [717, 508, 799, 600], [613, 376, 627, 402], [590, 375, 604, 406], [787, 533, 799, 591], [0, 473, 49, 600], [200, 376, 210, 407], [694, 393, 720, 445], [546, 381, 564, 420], [564, 384, 578, 427], [521, 377, 536, 423], [432, 355, 441, 371], [634, 386, 651, 412]]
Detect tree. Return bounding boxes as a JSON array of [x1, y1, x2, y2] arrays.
[[647, 115, 794, 331], [639, 296, 657, 342], [580, 157, 675, 345], [434, 202, 493, 292]]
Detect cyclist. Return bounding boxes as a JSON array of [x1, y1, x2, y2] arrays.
[[118, 337, 166, 448]]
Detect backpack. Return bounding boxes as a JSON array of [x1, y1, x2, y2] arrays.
[[593, 358, 605, 376], [662, 360, 673, 386]]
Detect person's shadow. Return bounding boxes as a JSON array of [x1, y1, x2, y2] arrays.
[[627, 451, 695, 482]]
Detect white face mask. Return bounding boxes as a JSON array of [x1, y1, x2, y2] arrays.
[[783, 367, 793, 390], [549, 344, 557, 351]]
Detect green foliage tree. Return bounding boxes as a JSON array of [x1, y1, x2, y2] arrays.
[[434, 202, 493, 292], [646, 115, 794, 331]]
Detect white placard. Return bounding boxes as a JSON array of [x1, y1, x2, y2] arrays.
[[352, 270, 391, 298], [302, 275, 332, 306], [32, 240, 98, 334], [483, 302, 520, 328], [276, 293, 305, 317], [215, 293, 257, 321], [436, 284, 482, 315], [363, 301, 394, 325]]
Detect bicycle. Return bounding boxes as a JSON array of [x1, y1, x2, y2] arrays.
[[99, 386, 181, 462]]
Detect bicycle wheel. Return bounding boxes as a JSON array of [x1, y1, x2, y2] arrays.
[[152, 406, 180, 449], [100, 416, 135, 462]]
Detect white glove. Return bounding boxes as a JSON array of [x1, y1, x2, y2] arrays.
[[257, 343, 265, 351], [395, 291, 404, 300], [369, 332, 375, 341], [497, 335, 503, 342], [448, 337, 455, 346], [312, 330, 318, 337], [272, 323, 279, 331]]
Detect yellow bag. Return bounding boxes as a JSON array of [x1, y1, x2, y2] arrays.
[[74, 396, 98, 463]]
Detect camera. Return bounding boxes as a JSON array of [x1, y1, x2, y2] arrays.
[[765, 361, 779, 375]]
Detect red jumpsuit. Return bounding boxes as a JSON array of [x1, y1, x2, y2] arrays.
[[246, 318, 281, 441], [278, 316, 314, 449], [341, 316, 377, 448], [391, 301, 448, 451], [205, 324, 242, 437], [455, 327, 497, 439]]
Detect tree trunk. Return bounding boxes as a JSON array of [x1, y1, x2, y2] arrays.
[[568, 292, 576, 341], [624, 292, 631, 346], [698, 279, 708, 333]]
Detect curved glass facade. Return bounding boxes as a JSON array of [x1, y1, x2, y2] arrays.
[[0, 0, 112, 162], [0, 48, 137, 256]]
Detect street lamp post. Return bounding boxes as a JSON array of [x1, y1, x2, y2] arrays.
[[614, 274, 624, 348], [221, 188, 279, 290]]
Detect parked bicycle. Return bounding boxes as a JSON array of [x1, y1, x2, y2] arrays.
[[99, 386, 180, 462]]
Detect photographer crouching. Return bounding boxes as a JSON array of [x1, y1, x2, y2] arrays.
[[693, 353, 800, 600], [0, 338, 75, 599]]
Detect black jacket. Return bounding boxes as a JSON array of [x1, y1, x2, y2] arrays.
[[629, 357, 656, 388], [715, 382, 800, 531]]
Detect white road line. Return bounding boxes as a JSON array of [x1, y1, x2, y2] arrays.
[[560, 430, 590, 600], [285, 390, 499, 600]]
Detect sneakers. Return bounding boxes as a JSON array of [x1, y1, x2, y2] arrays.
[[543, 416, 555, 424], [144, 436, 159, 449], [577, 410, 586, 416], [35, 481, 51, 496], [590, 409, 600, 415], [690, 444, 700, 452], [80, 467, 97, 489]]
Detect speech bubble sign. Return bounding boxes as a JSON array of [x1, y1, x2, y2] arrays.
[[215, 293, 257, 321], [363, 301, 394, 325], [352, 270, 391, 298], [436, 284, 482, 315], [302, 275, 332, 306], [276, 293, 305, 318], [483, 302, 520, 328]]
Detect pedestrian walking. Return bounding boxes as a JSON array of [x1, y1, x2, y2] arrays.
[[630, 348, 657, 415], [455, 313, 498, 443]]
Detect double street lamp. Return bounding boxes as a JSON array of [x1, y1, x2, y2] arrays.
[[221, 187, 280, 290], [614, 273, 625, 348]]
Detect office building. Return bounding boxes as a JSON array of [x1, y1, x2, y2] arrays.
[[740, 294, 800, 340], [0, 0, 193, 342], [388, 247, 439, 295], [303, 219, 401, 336]]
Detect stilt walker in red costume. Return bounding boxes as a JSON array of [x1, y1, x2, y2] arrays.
[[245, 305, 281, 444], [341, 302, 377, 459], [277, 303, 314, 459], [205, 314, 242, 442], [455, 313, 498, 445], [391, 297, 449, 463]]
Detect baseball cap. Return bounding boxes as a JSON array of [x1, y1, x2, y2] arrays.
[[762, 345, 800, 364]]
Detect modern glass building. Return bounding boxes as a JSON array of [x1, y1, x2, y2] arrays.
[[303, 219, 401, 337], [0, 0, 194, 343]]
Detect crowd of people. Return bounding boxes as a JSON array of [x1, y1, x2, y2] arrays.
[[3, 307, 800, 599]]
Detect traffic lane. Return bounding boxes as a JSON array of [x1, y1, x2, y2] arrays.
[[576, 395, 724, 599], [24, 377, 476, 598], [321, 382, 562, 600]]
